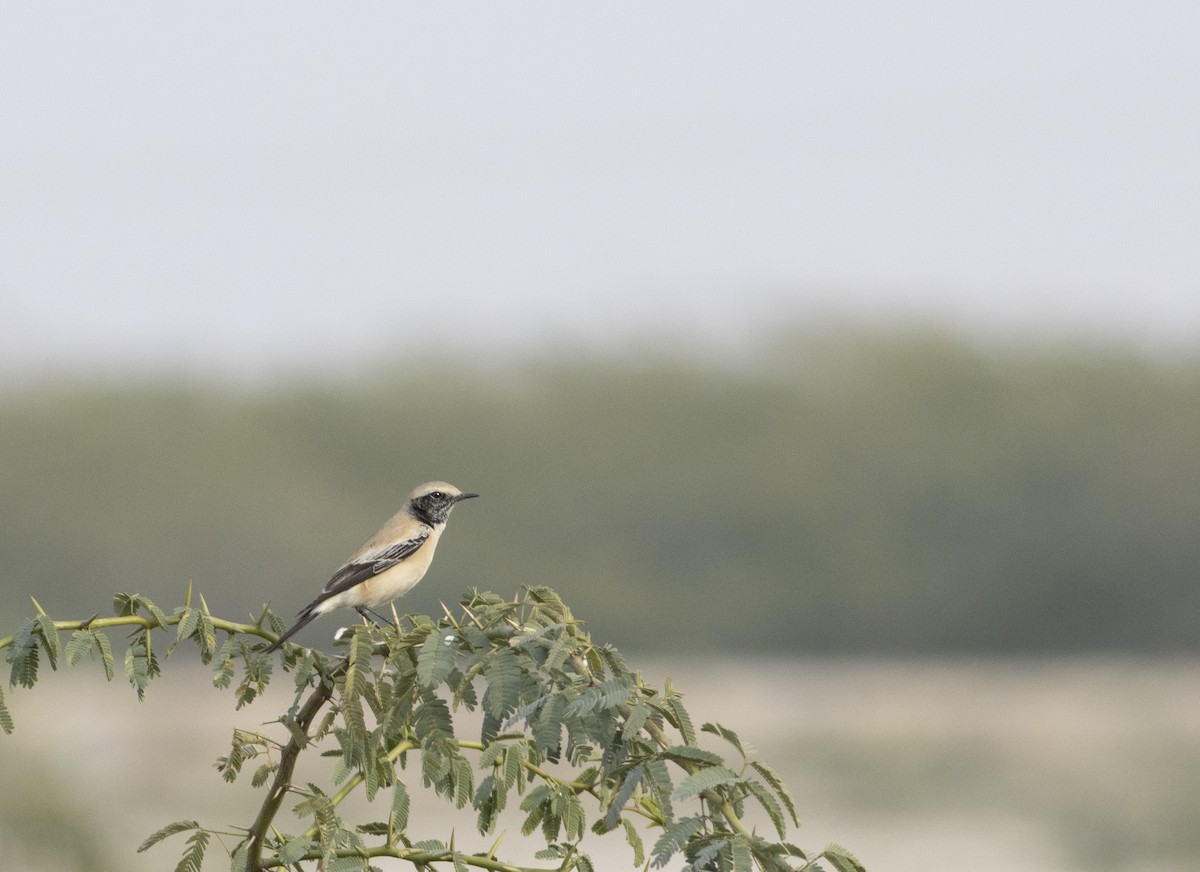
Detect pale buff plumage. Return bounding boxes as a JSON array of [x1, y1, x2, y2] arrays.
[[266, 481, 478, 651]]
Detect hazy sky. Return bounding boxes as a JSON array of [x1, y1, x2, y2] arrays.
[[2, 3, 1198, 378]]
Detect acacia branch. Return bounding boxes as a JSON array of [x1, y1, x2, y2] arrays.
[[0, 612, 274, 651], [258, 843, 556, 872], [243, 670, 337, 872]]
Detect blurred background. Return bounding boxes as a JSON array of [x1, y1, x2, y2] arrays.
[[2, 3, 1199, 870]]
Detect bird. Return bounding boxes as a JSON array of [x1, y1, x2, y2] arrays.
[[265, 481, 478, 652]]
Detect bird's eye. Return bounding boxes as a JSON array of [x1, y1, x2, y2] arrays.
[[430, 491, 445, 499]]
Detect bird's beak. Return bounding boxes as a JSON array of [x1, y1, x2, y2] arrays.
[[456, 492, 480, 502]]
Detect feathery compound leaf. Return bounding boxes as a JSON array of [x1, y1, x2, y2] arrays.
[[662, 745, 726, 767], [143, 596, 171, 630], [7, 618, 38, 688], [137, 820, 200, 853], [542, 630, 574, 674], [175, 607, 200, 643], [701, 722, 746, 758], [93, 630, 115, 680], [35, 613, 60, 669], [746, 778, 787, 838], [417, 628, 458, 688], [0, 685, 12, 735], [274, 835, 313, 866], [125, 634, 152, 700], [651, 815, 705, 868], [820, 844, 868, 872], [532, 693, 565, 757], [341, 637, 372, 766], [730, 835, 754, 872], [523, 585, 570, 617], [672, 765, 741, 803], [603, 764, 643, 830], [391, 780, 411, 832], [751, 760, 800, 827], [663, 695, 696, 746], [113, 593, 136, 616], [644, 758, 675, 823], [622, 701, 651, 739], [230, 840, 248, 872], [622, 818, 645, 866], [565, 676, 633, 718], [174, 830, 209, 872], [65, 629, 94, 666], [413, 689, 454, 743], [595, 643, 631, 679], [482, 646, 525, 720]]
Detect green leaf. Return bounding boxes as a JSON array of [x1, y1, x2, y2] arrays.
[[65, 629, 94, 666], [622, 818, 645, 866], [502, 742, 525, 791], [35, 613, 60, 670], [730, 835, 754, 872], [532, 693, 564, 756], [391, 780, 410, 832], [554, 787, 586, 840], [643, 758, 675, 823], [482, 646, 525, 720], [195, 600, 218, 659], [93, 630, 115, 680], [175, 607, 200, 643], [414, 689, 454, 743], [622, 701, 651, 738], [543, 630, 574, 674], [0, 685, 12, 735], [417, 628, 458, 688], [125, 634, 152, 700], [701, 722, 746, 758], [662, 745, 725, 767], [603, 764, 643, 830], [13, 636, 38, 689], [7, 618, 38, 688], [746, 778, 787, 838], [672, 765, 740, 803], [595, 643, 630, 679], [274, 835, 313, 866], [650, 815, 705, 868], [251, 761, 275, 787], [451, 752, 475, 808], [751, 760, 800, 826], [341, 631, 373, 760], [142, 596, 171, 629], [820, 843, 867, 872], [664, 695, 696, 745], [137, 819, 200, 853], [565, 676, 633, 717]]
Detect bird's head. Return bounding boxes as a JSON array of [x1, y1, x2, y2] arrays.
[[408, 481, 479, 526]]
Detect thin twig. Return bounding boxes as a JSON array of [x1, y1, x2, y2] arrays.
[[243, 669, 337, 871]]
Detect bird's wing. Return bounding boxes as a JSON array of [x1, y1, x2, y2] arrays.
[[316, 529, 431, 601]]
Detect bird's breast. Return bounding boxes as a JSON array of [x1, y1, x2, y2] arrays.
[[356, 536, 439, 607]]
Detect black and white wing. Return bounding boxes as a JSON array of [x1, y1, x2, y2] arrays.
[[313, 529, 431, 604]]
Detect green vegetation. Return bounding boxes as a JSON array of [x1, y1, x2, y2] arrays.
[[3, 324, 1199, 653], [1, 586, 864, 872]]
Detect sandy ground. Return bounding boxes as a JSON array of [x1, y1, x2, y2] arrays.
[[4, 655, 1198, 872]]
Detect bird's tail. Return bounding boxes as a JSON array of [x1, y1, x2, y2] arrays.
[[264, 604, 320, 653]]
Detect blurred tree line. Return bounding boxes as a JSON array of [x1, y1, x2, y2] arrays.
[[2, 325, 1198, 654]]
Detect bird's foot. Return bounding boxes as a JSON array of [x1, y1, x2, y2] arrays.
[[355, 606, 396, 628]]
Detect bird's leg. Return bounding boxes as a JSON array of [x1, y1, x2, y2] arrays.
[[355, 606, 393, 627]]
